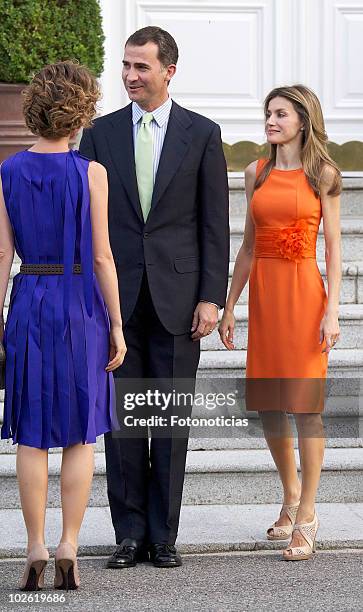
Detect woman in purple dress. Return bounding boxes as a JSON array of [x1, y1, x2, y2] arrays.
[[0, 61, 126, 590]]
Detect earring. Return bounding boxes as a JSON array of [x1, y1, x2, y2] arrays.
[[300, 127, 304, 131]]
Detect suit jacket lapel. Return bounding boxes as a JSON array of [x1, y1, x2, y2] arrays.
[[107, 104, 144, 223], [150, 102, 193, 213]]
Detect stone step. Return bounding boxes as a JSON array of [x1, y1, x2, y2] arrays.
[[0, 429, 361, 455], [183, 448, 363, 505], [228, 174, 363, 218], [230, 217, 363, 262], [0, 502, 362, 558], [0, 448, 361, 509], [1, 359, 361, 431], [1, 374, 361, 427], [198, 348, 363, 378], [187, 436, 363, 450], [201, 304, 363, 351], [229, 261, 363, 305]]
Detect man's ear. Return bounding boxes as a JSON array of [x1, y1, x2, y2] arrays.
[[166, 64, 177, 82]]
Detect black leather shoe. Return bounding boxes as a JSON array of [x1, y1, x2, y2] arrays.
[[149, 544, 182, 568], [106, 539, 149, 569]]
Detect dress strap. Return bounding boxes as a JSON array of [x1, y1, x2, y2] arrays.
[[256, 158, 268, 177]]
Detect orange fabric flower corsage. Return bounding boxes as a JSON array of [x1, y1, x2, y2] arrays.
[[276, 219, 311, 263]]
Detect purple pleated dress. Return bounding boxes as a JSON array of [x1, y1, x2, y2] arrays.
[[1, 149, 117, 449]]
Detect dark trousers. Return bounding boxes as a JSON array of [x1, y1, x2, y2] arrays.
[[104, 272, 200, 545]]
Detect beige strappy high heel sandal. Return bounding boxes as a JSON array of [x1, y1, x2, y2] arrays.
[[267, 502, 300, 540], [283, 512, 319, 561]]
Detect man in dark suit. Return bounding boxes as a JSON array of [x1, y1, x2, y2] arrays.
[[80, 26, 229, 568]]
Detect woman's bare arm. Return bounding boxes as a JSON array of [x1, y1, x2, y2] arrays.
[[88, 161, 122, 329], [319, 164, 342, 352]]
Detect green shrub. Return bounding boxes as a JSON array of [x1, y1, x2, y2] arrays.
[[0, 0, 104, 82]]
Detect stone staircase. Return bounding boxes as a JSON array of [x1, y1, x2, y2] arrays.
[[0, 173, 362, 555]]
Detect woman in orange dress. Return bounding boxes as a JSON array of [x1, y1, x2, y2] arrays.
[[219, 85, 341, 561]]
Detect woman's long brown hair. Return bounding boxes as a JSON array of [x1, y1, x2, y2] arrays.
[[255, 85, 342, 197]]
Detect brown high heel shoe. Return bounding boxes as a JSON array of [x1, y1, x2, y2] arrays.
[[54, 542, 80, 590], [20, 544, 49, 591]]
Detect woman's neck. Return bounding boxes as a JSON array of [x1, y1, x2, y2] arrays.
[[275, 143, 302, 170], [28, 136, 71, 153]]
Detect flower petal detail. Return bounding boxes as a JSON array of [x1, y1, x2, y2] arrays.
[[275, 219, 311, 263]]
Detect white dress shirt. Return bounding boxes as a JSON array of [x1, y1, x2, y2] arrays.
[[132, 97, 172, 183]]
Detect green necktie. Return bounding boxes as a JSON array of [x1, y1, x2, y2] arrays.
[[135, 112, 154, 221]]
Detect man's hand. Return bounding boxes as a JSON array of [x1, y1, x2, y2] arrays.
[[191, 302, 218, 341]]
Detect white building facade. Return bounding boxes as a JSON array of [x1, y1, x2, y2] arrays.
[[98, 0, 363, 149]]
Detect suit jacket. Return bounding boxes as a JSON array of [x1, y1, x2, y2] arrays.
[[79, 101, 230, 335]]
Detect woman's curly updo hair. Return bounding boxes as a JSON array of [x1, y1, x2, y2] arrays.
[[22, 60, 101, 138]]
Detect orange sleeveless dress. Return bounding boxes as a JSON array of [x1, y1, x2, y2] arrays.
[[245, 159, 328, 413]]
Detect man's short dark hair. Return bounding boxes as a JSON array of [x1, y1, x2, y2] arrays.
[[125, 26, 178, 67]]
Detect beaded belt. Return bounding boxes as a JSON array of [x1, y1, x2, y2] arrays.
[[20, 263, 82, 275], [254, 221, 317, 263]]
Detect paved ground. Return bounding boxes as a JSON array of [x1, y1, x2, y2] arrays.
[[0, 550, 361, 612]]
